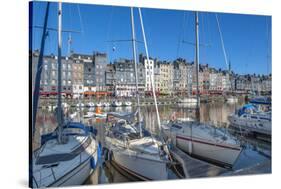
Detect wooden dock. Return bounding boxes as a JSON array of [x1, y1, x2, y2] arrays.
[[169, 145, 227, 178]]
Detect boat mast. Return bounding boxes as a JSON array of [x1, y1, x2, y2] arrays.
[[215, 14, 233, 94], [195, 12, 200, 120], [138, 8, 162, 132], [130, 7, 142, 137], [32, 2, 50, 137], [57, 2, 63, 144]]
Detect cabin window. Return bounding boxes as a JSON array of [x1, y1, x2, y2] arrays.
[[171, 124, 182, 129]]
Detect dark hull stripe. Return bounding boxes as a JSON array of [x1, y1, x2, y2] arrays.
[[176, 135, 241, 151]]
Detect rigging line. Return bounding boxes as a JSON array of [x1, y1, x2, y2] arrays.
[[106, 6, 114, 62], [68, 3, 73, 56], [185, 11, 192, 52], [77, 4, 84, 35], [200, 13, 207, 65], [206, 13, 212, 50], [266, 17, 271, 75], [33, 26, 81, 33], [68, 4, 73, 31], [176, 12, 186, 58], [33, 2, 50, 137], [138, 8, 162, 134], [215, 14, 229, 71]]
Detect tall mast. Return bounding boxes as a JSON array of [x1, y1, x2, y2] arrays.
[[130, 7, 142, 137], [57, 2, 63, 144], [138, 8, 161, 132], [195, 12, 200, 120], [32, 2, 50, 137]]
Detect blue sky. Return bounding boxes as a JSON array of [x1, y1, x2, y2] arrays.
[[31, 1, 271, 75]]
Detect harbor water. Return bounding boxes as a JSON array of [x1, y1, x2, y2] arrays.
[[33, 100, 271, 184]]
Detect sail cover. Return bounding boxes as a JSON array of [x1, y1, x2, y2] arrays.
[[106, 110, 138, 123]]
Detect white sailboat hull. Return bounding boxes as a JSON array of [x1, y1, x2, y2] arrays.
[[228, 114, 271, 135], [103, 102, 110, 107], [227, 97, 238, 103], [175, 134, 241, 166], [111, 149, 168, 180], [96, 103, 102, 107], [48, 156, 93, 187], [112, 101, 122, 107], [162, 124, 241, 167], [124, 101, 132, 106], [178, 98, 198, 104], [33, 134, 98, 188]]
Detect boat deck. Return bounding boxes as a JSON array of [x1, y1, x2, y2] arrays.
[[169, 145, 227, 178]]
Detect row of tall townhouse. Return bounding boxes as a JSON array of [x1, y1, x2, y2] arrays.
[[32, 52, 73, 95], [234, 74, 271, 93], [113, 58, 145, 97], [209, 69, 231, 92], [31, 51, 271, 97], [31, 51, 108, 97]]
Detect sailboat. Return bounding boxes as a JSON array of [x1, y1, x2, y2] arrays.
[[228, 18, 271, 138], [226, 96, 238, 104], [95, 102, 102, 107], [111, 100, 122, 107], [123, 100, 132, 106], [228, 103, 271, 136], [102, 102, 111, 107], [31, 3, 99, 187], [216, 15, 238, 104], [177, 97, 198, 108], [161, 12, 242, 168], [104, 7, 171, 180]]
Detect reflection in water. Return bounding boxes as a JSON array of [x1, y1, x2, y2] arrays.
[[33, 101, 271, 183]]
